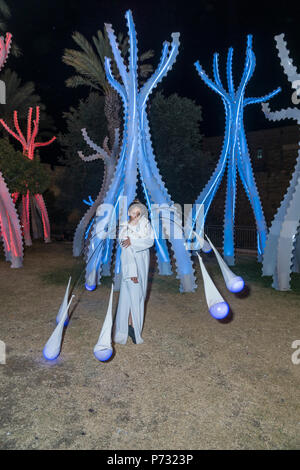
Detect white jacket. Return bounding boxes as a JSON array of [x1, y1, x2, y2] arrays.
[[119, 215, 154, 281]]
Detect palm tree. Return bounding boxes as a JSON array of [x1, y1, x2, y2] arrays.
[[0, 0, 21, 57], [62, 27, 154, 148], [0, 69, 55, 140]]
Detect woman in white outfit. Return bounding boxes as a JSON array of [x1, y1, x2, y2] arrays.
[[113, 200, 154, 345]]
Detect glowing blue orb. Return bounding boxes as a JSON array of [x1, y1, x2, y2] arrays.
[[209, 301, 229, 319], [42, 347, 59, 361], [85, 283, 96, 291], [94, 348, 113, 362], [226, 276, 245, 293], [56, 317, 69, 327]]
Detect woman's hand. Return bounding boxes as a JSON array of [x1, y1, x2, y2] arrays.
[[131, 277, 138, 283], [121, 237, 131, 248]]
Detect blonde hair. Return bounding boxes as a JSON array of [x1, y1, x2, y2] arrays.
[[128, 199, 148, 219]]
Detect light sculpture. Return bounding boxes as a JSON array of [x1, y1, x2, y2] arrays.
[[84, 10, 196, 293], [93, 283, 114, 362], [43, 294, 75, 361], [73, 128, 119, 259], [262, 34, 300, 290], [187, 35, 281, 265], [0, 32, 23, 268], [42, 223, 245, 362], [0, 106, 56, 246]]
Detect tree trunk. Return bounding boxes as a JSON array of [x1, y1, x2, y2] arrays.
[[104, 89, 120, 148]]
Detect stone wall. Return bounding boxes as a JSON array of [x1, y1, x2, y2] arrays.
[[202, 124, 300, 227], [42, 123, 300, 234]]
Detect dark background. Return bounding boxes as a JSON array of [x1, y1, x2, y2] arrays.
[[6, 0, 300, 164]]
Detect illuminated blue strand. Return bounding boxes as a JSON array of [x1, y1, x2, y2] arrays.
[[85, 9, 196, 292], [189, 34, 281, 264]]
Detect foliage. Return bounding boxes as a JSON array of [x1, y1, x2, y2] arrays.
[[57, 90, 209, 224], [62, 28, 153, 94], [0, 69, 55, 140], [0, 138, 50, 194], [149, 91, 209, 205], [62, 27, 154, 147], [56, 92, 108, 216], [0, 0, 21, 56]]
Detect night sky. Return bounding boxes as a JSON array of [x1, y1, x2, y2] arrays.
[[6, 0, 300, 164]]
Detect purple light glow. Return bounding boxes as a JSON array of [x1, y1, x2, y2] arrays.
[[226, 276, 245, 293], [209, 301, 229, 319], [85, 283, 96, 291], [94, 348, 113, 362], [42, 348, 59, 361]]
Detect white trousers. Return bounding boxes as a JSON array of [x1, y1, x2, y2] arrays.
[[113, 248, 150, 345]]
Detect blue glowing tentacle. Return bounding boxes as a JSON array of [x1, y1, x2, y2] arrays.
[[187, 57, 237, 245], [261, 34, 300, 289], [138, 34, 181, 203], [113, 243, 122, 287], [274, 33, 300, 84], [236, 36, 256, 93], [236, 139, 263, 256], [99, 180, 125, 278], [74, 161, 113, 257], [223, 149, 237, 265], [221, 95, 244, 265], [125, 9, 139, 185], [137, 129, 197, 292], [85, 216, 95, 239], [220, 48, 255, 267], [139, 108, 179, 238], [100, 238, 115, 277], [102, 11, 138, 286], [104, 22, 129, 91], [213, 53, 225, 90], [226, 47, 235, 98], [195, 61, 230, 104], [85, 132, 127, 287], [104, 58, 127, 104], [80, 128, 106, 156], [142, 190, 197, 292], [244, 87, 281, 106], [96, 134, 127, 206], [140, 33, 180, 107], [263, 155, 300, 276], [120, 11, 139, 209], [188, 153, 227, 237], [141, 178, 173, 275], [74, 128, 121, 258], [262, 103, 300, 123], [125, 10, 138, 80], [220, 86, 245, 271], [140, 110, 172, 203], [237, 125, 268, 256], [85, 232, 105, 289], [139, 106, 176, 275], [139, 41, 169, 104], [186, 101, 232, 244], [85, 179, 125, 288], [236, 154, 265, 258], [83, 198, 93, 207]]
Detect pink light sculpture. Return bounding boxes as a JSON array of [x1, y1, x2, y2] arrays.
[[0, 106, 56, 246], [0, 32, 23, 267]]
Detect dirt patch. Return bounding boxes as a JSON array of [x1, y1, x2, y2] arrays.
[[0, 242, 299, 449]]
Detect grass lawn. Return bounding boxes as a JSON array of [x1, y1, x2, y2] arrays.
[[0, 241, 299, 449]]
